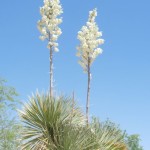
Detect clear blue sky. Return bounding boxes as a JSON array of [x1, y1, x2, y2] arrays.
[[0, 0, 150, 149]]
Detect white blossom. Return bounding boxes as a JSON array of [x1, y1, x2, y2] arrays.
[[38, 0, 63, 52], [39, 36, 46, 41], [54, 47, 59, 52], [77, 8, 104, 72]]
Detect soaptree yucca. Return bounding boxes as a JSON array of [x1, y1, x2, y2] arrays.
[[19, 93, 127, 150], [19, 93, 87, 149]]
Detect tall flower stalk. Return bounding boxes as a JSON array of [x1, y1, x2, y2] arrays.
[[77, 9, 104, 125], [38, 0, 63, 97]]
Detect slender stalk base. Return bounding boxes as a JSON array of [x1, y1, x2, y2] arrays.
[[86, 57, 91, 125], [50, 46, 53, 98]]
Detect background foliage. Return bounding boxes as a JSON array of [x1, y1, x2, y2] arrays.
[[0, 78, 21, 150]]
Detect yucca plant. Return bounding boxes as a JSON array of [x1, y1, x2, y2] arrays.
[[90, 118, 127, 150], [19, 93, 127, 150], [19, 93, 87, 149]]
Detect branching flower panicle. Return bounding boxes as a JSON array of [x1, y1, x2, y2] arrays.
[[77, 8, 104, 73], [37, 0, 63, 97], [38, 0, 63, 52], [77, 9, 104, 124]]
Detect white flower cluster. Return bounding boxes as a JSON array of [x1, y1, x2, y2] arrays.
[[38, 0, 63, 52], [77, 9, 104, 72]]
